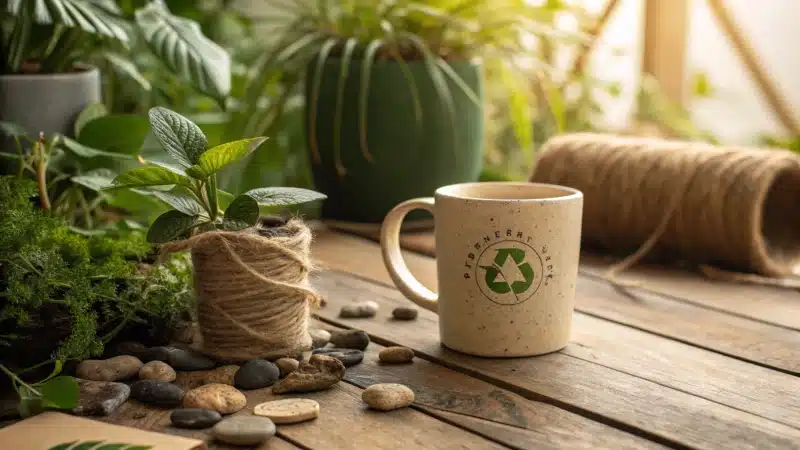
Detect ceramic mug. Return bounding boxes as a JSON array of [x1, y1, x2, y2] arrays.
[[380, 181, 584, 357]]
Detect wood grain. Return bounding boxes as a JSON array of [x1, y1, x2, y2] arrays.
[[311, 270, 800, 450], [103, 371, 509, 449], [307, 321, 663, 449], [312, 229, 800, 374]]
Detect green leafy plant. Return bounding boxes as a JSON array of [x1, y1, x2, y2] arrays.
[[0, 361, 78, 418], [49, 442, 151, 450], [1, 0, 230, 105], [105, 106, 327, 243], [234, 0, 582, 169]]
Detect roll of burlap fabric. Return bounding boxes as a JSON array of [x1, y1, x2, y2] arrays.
[[160, 219, 321, 361], [530, 133, 800, 285]]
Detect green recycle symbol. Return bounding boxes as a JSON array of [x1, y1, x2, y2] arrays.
[[479, 248, 535, 295]]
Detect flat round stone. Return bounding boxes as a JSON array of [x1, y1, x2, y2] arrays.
[[329, 330, 370, 350], [379, 346, 415, 364], [183, 383, 246, 414], [71, 380, 130, 416], [234, 360, 280, 390], [339, 301, 378, 318], [130, 380, 184, 408], [253, 398, 320, 424], [392, 307, 419, 321], [311, 348, 364, 367], [76, 356, 143, 382], [170, 408, 222, 429], [362, 383, 415, 411], [212, 416, 276, 446], [139, 361, 176, 382]]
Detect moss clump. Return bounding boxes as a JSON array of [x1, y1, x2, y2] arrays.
[[0, 175, 194, 371]]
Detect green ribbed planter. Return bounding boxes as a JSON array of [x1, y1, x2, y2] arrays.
[[305, 58, 484, 224]]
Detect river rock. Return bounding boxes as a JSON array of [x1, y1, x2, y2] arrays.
[[392, 307, 419, 321], [272, 354, 345, 394], [329, 330, 370, 350], [71, 380, 130, 416], [362, 383, 415, 411], [309, 328, 331, 349], [76, 356, 143, 382], [234, 360, 280, 390], [378, 346, 415, 364], [174, 365, 240, 390], [275, 358, 300, 377], [146, 346, 215, 371], [138, 361, 176, 382], [339, 301, 379, 318], [130, 380, 184, 408], [212, 416, 276, 446], [253, 398, 319, 424], [107, 341, 149, 359], [170, 408, 222, 429], [183, 383, 246, 414], [311, 348, 364, 367]]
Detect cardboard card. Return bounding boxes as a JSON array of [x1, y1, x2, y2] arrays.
[[0, 412, 207, 449]]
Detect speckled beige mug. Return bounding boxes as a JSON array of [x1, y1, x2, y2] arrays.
[[380, 182, 584, 357]]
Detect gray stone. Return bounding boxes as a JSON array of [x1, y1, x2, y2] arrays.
[[170, 408, 222, 429], [312, 348, 364, 367], [362, 383, 415, 411], [392, 307, 419, 321], [379, 346, 415, 364], [212, 416, 276, 446], [71, 380, 130, 416], [339, 301, 379, 318], [329, 329, 370, 350], [309, 328, 331, 349], [272, 355, 345, 394], [275, 358, 300, 377], [76, 356, 143, 382], [234, 360, 280, 390], [146, 346, 215, 371], [130, 380, 184, 408]]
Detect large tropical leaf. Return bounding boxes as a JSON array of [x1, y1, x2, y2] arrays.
[[135, 2, 231, 103], [6, 0, 129, 42]]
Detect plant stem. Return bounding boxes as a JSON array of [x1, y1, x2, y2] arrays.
[[206, 176, 219, 221], [0, 364, 42, 397], [33, 134, 51, 211]]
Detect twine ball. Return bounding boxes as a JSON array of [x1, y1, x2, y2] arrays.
[[530, 133, 800, 277]]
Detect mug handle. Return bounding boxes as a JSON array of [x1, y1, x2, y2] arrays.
[[380, 198, 438, 313]]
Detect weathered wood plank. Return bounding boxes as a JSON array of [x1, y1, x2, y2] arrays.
[[311, 270, 800, 450], [307, 320, 663, 449], [103, 374, 509, 450], [312, 229, 800, 374]]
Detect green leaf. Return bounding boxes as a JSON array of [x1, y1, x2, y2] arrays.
[[146, 210, 203, 244], [135, 2, 231, 103], [95, 444, 132, 450], [0, 121, 28, 138], [217, 189, 235, 210], [7, 0, 129, 43], [101, 52, 152, 92], [108, 166, 192, 190], [308, 37, 338, 163], [74, 103, 108, 137], [332, 37, 358, 175], [70, 441, 103, 450], [148, 107, 208, 168], [18, 397, 43, 418], [77, 115, 151, 155], [39, 376, 78, 409], [223, 194, 259, 230], [60, 137, 133, 160], [246, 187, 327, 208], [36, 360, 64, 384], [152, 186, 206, 216], [692, 71, 714, 98], [358, 39, 383, 163], [124, 447, 153, 450], [48, 442, 76, 450], [71, 169, 116, 191], [186, 137, 268, 178]]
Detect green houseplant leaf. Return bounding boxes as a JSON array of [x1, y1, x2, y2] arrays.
[[107, 166, 192, 189], [148, 107, 208, 168], [38, 376, 79, 409], [135, 1, 231, 103], [74, 103, 108, 137], [6, 0, 130, 43], [60, 137, 133, 160], [152, 187, 206, 216], [246, 187, 327, 208], [186, 137, 268, 178], [146, 210, 204, 244], [222, 194, 259, 230]]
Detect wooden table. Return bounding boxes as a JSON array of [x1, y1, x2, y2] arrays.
[[105, 226, 800, 449]]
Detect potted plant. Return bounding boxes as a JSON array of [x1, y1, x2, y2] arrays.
[[236, 0, 563, 223], [0, 0, 230, 146], [105, 106, 327, 361]]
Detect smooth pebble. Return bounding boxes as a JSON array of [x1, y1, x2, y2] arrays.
[[311, 348, 364, 367], [183, 383, 247, 414], [362, 383, 415, 411], [253, 398, 320, 424], [146, 346, 215, 371], [212, 416, 276, 446], [339, 301, 379, 318], [130, 380, 184, 408], [272, 355, 345, 394], [71, 380, 130, 416], [234, 360, 280, 390], [392, 307, 419, 321], [309, 328, 331, 349], [170, 408, 222, 429], [138, 360, 176, 382], [379, 346, 414, 364], [275, 358, 300, 377], [76, 356, 143, 382], [329, 329, 370, 350]]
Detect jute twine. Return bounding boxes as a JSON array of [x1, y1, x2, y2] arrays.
[[158, 219, 321, 362], [530, 132, 800, 289]]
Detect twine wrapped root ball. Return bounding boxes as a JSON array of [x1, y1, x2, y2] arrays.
[[160, 219, 321, 362], [530, 133, 800, 279]]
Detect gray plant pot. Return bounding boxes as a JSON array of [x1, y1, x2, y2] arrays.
[[1, 64, 101, 141]]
